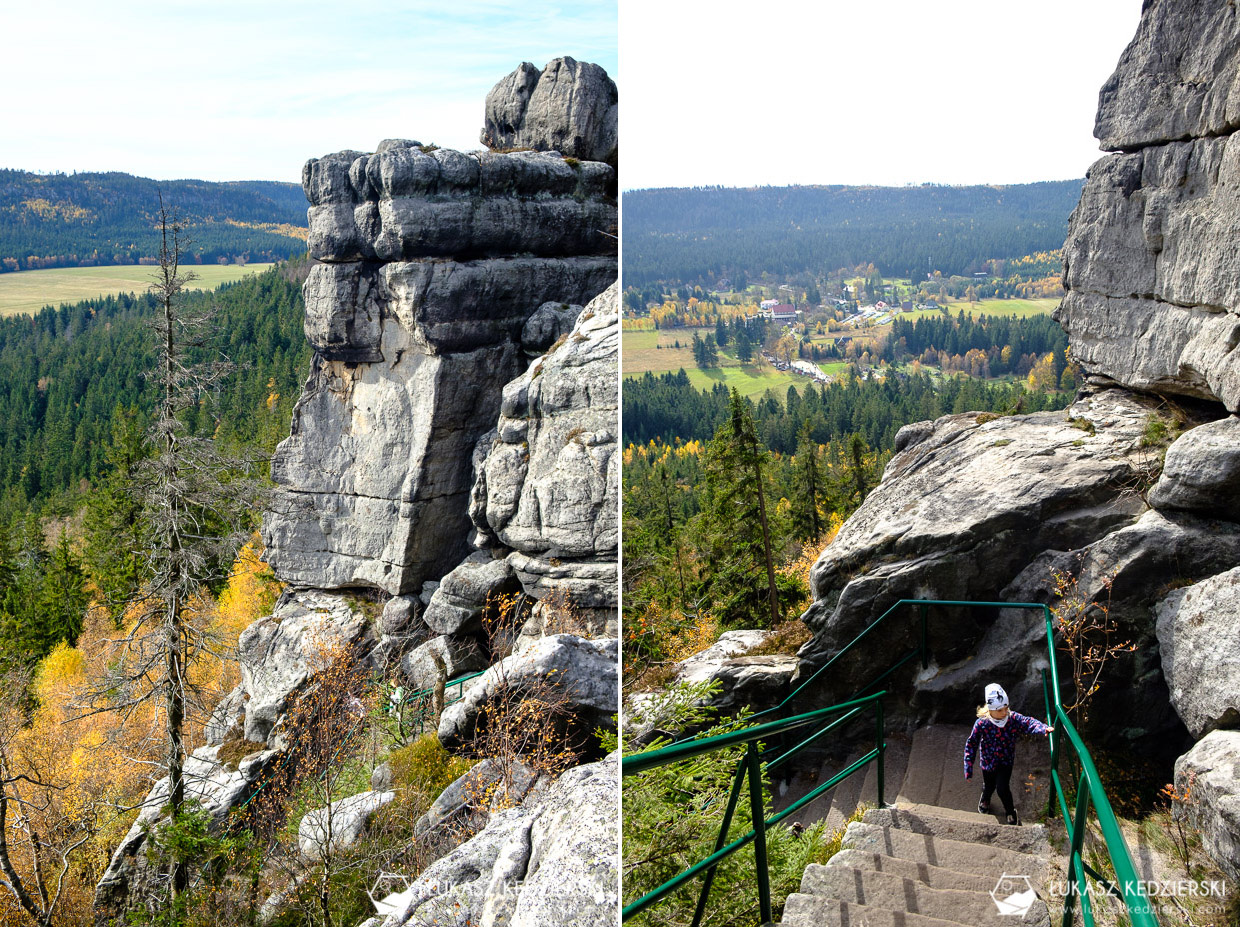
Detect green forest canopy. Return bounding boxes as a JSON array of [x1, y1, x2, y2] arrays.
[[623, 180, 1083, 287], [0, 169, 308, 271]]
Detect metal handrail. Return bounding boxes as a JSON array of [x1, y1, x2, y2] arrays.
[[622, 690, 888, 924], [624, 598, 1160, 927]]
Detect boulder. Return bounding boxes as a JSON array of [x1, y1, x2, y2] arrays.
[[1156, 566, 1240, 737], [798, 389, 1154, 700], [1174, 730, 1240, 882], [415, 757, 538, 836], [94, 746, 278, 921], [400, 634, 488, 692], [1149, 417, 1240, 521], [371, 755, 617, 927], [481, 57, 618, 167], [238, 591, 374, 745], [438, 635, 618, 754], [379, 594, 425, 638], [423, 551, 522, 636], [298, 789, 395, 859]]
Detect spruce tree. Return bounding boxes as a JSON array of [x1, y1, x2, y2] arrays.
[[792, 421, 826, 541], [700, 389, 782, 627]]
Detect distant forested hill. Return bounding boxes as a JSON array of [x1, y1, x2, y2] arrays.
[[623, 180, 1084, 286], [0, 169, 308, 272], [0, 261, 311, 515]]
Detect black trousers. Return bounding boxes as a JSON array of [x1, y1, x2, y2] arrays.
[[981, 763, 1015, 815]]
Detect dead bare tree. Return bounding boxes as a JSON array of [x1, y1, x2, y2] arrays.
[[78, 195, 259, 904]]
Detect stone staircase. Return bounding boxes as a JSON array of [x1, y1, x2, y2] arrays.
[[778, 724, 1058, 927]]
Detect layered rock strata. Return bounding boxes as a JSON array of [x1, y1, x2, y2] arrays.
[[264, 143, 616, 595], [1056, 0, 1240, 411]]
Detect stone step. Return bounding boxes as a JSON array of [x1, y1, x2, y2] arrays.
[[801, 865, 1051, 927], [859, 729, 912, 808], [841, 821, 1047, 879], [864, 804, 1052, 857], [777, 748, 868, 832], [899, 724, 958, 805], [811, 849, 995, 893], [781, 893, 961, 927]]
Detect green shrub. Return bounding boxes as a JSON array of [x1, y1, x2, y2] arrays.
[[388, 734, 474, 814]]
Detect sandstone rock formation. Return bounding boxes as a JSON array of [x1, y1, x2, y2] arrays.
[[1174, 730, 1240, 883], [298, 790, 396, 858], [482, 57, 618, 167], [263, 142, 616, 595], [1056, 0, 1240, 412], [438, 634, 619, 753], [796, 0, 1240, 881], [97, 59, 619, 924], [469, 282, 620, 645], [362, 754, 618, 927], [1156, 567, 1240, 738]]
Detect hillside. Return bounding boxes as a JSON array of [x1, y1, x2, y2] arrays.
[[623, 180, 1083, 286], [0, 169, 308, 271], [0, 262, 311, 516]]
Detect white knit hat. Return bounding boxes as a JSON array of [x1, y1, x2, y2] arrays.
[[985, 683, 1009, 710]]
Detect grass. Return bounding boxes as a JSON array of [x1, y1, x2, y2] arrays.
[[0, 263, 275, 317], [624, 327, 813, 398], [937, 297, 1060, 318]]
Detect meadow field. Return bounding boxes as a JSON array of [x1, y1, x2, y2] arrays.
[[623, 328, 826, 398], [0, 263, 276, 317]]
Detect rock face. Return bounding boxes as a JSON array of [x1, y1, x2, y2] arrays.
[[1056, 0, 1240, 412], [366, 755, 618, 927], [470, 283, 620, 633], [1174, 731, 1240, 882], [439, 634, 618, 754], [263, 141, 616, 596], [482, 57, 618, 167], [1156, 567, 1240, 737], [1148, 416, 1240, 521], [799, 388, 1153, 708]]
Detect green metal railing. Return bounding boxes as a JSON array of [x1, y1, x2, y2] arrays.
[[622, 690, 889, 925], [398, 669, 487, 737], [623, 599, 1160, 927]]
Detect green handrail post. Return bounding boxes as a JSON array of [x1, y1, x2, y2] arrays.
[[1065, 770, 1095, 927], [746, 742, 772, 926], [919, 603, 929, 669], [689, 758, 748, 927], [876, 694, 886, 807], [1042, 669, 1058, 821]]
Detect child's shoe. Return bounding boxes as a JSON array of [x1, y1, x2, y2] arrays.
[[1005, 811, 1020, 826], [978, 797, 990, 814]]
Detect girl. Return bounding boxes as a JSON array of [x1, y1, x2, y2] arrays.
[[963, 683, 1053, 825]]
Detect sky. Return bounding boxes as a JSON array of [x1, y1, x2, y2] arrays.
[[621, 0, 1144, 190], [0, 0, 618, 184]]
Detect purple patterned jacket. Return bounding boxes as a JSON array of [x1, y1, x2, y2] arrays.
[[963, 711, 1050, 777]]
